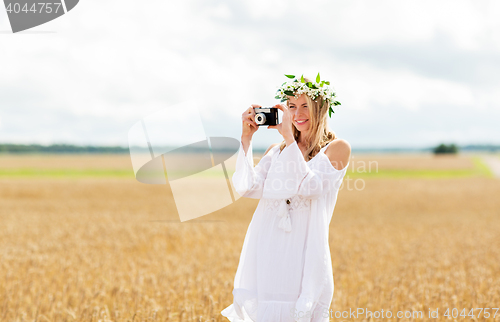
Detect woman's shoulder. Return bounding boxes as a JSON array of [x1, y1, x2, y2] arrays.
[[323, 138, 351, 170], [326, 138, 350, 149]]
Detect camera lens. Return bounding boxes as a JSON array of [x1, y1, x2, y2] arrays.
[[255, 113, 266, 125]]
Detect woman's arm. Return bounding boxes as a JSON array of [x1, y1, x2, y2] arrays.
[[232, 104, 273, 199], [232, 140, 278, 199]]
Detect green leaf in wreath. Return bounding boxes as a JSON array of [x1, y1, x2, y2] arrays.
[[285, 74, 295, 79], [301, 75, 305, 83], [284, 90, 295, 96], [316, 72, 320, 83], [325, 81, 330, 85], [333, 101, 341, 106]]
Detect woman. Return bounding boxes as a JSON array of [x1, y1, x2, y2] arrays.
[[221, 75, 351, 322]]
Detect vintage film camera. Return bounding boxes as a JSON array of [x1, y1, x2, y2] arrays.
[[254, 107, 279, 126]]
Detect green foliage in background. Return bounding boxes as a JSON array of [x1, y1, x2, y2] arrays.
[[433, 143, 458, 154]]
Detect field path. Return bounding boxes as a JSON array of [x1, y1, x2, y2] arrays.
[[482, 155, 500, 178]]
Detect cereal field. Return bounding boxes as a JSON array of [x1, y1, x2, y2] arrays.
[[0, 153, 499, 322]]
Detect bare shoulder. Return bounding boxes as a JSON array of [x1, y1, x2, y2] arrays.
[[324, 139, 351, 170], [264, 143, 280, 156]]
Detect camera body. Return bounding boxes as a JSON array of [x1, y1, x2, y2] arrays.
[[254, 107, 279, 126]]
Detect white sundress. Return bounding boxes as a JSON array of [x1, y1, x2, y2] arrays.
[[221, 139, 349, 322]]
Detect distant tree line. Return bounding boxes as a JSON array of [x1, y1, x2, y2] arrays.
[[433, 143, 458, 154], [460, 144, 500, 152], [0, 143, 129, 154], [0, 142, 499, 154]]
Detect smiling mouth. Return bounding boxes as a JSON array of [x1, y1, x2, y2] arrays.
[[295, 119, 309, 125]]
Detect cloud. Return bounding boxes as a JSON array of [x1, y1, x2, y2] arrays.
[[0, 0, 499, 148]]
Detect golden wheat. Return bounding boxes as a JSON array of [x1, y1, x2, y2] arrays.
[[0, 153, 499, 321]]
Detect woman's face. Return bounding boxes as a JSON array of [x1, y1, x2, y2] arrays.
[[288, 94, 311, 132]]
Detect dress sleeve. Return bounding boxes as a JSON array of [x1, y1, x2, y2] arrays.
[[262, 141, 346, 200], [232, 139, 276, 199]]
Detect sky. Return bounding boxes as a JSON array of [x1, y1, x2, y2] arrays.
[[0, 0, 499, 150]]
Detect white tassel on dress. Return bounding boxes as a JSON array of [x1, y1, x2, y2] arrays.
[[277, 199, 292, 232]]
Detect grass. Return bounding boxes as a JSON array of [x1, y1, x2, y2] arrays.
[[0, 154, 496, 179], [0, 167, 484, 179], [0, 168, 135, 178], [471, 156, 495, 178], [346, 168, 485, 179]]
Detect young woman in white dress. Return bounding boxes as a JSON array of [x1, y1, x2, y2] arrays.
[[221, 75, 351, 322]]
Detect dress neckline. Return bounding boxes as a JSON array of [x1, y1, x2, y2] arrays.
[[275, 140, 335, 163], [306, 141, 333, 163]]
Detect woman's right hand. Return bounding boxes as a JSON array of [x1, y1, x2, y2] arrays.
[[241, 104, 260, 139]]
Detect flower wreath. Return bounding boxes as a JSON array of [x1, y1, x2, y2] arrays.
[[275, 73, 341, 118]]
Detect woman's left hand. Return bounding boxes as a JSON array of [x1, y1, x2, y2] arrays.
[[268, 103, 294, 142]]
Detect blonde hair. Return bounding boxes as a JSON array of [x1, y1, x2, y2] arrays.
[[278, 76, 336, 161]]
